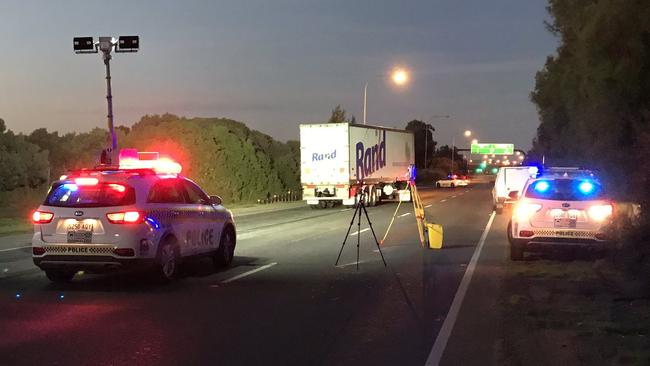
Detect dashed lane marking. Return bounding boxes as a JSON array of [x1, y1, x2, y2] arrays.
[[350, 228, 370, 236], [218, 262, 278, 285], [398, 213, 411, 218], [425, 204, 432, 208], [0, 246, 31, 253], [440, 199, 447, 202]]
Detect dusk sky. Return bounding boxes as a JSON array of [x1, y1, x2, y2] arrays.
[[0, 0, 557, 150]]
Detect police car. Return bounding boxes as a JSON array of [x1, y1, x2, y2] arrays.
[[31, 149, 236, 282], [507, 168, 613, 260], [435, 174, 468, 188]]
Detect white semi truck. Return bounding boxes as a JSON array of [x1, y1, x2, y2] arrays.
[[300, 123, 415, 208]]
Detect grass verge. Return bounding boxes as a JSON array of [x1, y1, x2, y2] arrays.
[[499, 252, 650, 365]]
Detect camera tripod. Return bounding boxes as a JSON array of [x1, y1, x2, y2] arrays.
[[335, 187, 387, 270]]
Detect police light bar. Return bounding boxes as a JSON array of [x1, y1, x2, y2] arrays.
[[73, 37, 97, 53], [118, 148, 182, 174], [116, 36, 139, 53]]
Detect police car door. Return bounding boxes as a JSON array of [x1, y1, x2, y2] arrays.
[[147, 178, 191, 257], [179, 179, 217, 255]]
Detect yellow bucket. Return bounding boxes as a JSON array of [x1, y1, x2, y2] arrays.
[[427, 223, 444, 249]]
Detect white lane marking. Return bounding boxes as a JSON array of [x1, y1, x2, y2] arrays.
[[440, 199, 447, 203], [219, 262, 277, 284], [336, 259, 372, 268], [350, 228, 370, 236], [398, 213, 411, 218], [340, 208, 351, 212], [425, 211, 496, 366], [451, 195, 457, 198], [425, 204, 432, 208], [0, 246, 31, 253]]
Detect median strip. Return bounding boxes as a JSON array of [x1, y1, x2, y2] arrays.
[[425, 211, 496, 366]]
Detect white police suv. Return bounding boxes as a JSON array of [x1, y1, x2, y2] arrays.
[[508, 168, 613, 260], [31, 150, 236, 282]]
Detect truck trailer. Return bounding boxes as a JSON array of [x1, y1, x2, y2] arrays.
[[300, 123, 415, 208]]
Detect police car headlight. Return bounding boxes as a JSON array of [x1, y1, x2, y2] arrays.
[[588, 204, 613, 222]]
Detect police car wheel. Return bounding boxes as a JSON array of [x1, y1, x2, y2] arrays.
[[45, 270, 75, 283], [214, 227, 236, 268], [156, 240, 180, 281]]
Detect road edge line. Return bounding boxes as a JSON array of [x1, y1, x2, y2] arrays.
[[220, 262, 278, 284], [424, 211, 496, 366]]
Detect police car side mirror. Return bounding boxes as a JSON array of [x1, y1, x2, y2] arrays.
[[508, 191, 519, 199], [209, 195, 222, 206]]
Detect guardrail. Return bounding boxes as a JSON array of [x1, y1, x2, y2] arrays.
[[257, 190, 302, 204]]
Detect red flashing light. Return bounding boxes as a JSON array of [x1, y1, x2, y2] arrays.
[[106, 211, 143, 224], [74, 177, 99, 186], [108, 183, 126, 193], [32, 211, 54, 224], [118, 149, 182, 175]]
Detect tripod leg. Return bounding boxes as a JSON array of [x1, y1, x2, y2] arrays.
[[335, 194, 362, 266], [360, 201, 387, 266], [356, 192, 363, 271]]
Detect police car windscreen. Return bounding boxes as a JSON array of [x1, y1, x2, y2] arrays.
[[44, 183, 136, 207], [524, 179, 605, 201]]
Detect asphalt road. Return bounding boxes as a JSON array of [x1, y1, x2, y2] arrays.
[[0, 184, 507, 366]]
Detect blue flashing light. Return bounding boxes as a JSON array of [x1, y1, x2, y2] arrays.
[[534, 181, 550, 193], [62, 183, 79, 192], [15, 293, 21, 299], [145, 216, 160, 230], [578, 180, 594, 194]]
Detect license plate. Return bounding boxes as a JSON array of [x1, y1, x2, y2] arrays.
[[554, 217, 576, 228], [67, 222, 93, 244]]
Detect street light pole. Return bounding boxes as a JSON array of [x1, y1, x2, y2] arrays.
[[103, 52, 116, 150]]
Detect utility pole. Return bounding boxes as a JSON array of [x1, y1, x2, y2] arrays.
[[73, 35, 139, 164]]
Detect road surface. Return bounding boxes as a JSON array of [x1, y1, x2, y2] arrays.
[[0, 184, 512, 366]]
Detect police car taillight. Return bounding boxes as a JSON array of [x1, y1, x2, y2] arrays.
[[32, 210, 54, 224], [106, 211, 143, 224]]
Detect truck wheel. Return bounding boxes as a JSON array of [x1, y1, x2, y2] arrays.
[[45, 270, 75, 283], [318, 201, 327, 209], [436, 183, 441, 188]]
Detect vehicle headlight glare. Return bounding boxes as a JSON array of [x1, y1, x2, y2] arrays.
[[588, 204, 613, 222]]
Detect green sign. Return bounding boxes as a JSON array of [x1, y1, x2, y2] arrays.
[[471, 143, 514, 155]]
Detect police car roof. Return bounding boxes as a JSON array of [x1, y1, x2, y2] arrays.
[[537, 167, 599, 181]]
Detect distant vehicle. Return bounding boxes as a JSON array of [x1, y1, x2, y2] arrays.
[[300, 123, 415, 208], [436, 174, 469, 188], [507, 168, 613, 260], [492, 166, 537, 214], [31, 149, 236, 283]]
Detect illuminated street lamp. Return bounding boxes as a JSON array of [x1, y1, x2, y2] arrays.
[[464, 130, 472, 138], [73, 35, 139, 164], [363, 66, 410, 125]]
